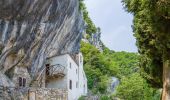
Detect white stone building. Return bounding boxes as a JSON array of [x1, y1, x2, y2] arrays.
[[45, 52, 88, 100], [5, 52, 87, 100]]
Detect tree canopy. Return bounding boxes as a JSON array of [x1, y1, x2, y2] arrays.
[[81, 42, 161, 99], [122, 0, 170, 87], [79, 0, 165, 99], [122, 0, 170, 99], [115, 73, 160, 100]]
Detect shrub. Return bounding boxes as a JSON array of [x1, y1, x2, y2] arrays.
[[78, 96, 85, 100]]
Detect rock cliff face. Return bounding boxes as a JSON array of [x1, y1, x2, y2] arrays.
[[82, 31, 104, 52], [89, 32, 104, 52], [0, 0, 84, 86]]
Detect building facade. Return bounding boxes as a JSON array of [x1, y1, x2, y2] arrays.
[[3, 53, 88, 100], [45, 53, 88, 100]]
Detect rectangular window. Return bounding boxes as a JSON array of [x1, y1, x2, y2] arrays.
[[76, 69, 78, 74], [69, 80, 72, 90], [84, 84, 86, 93], [76, 82, 78, 88], [23, 78, 26, 87], [70, 63, 71, 69], [46, 64, 50, 75], [19, 77, 22, 87]]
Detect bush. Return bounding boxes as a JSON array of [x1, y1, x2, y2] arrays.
[[100, 95, 110, 100], [115, 73, 160, 100], [86, 34, 90, 40], [78, 96, 85, 100]]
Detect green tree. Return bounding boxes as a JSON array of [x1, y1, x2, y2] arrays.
[[81, 42, 141, 95], [81, 42, 118, 93], [110, 51, 139, 78], [115, 73, 160, 100], [122, 0, 170, 99]]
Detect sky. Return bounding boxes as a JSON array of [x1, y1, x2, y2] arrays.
[[84, 0, 138, 52]]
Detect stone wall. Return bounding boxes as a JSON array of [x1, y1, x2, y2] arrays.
[[0, 86, 68, 100], [29, 88, 68, 100], [0, 86, 28, 100]]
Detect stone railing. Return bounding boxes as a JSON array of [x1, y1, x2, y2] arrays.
[[0, 86, 68, 100]]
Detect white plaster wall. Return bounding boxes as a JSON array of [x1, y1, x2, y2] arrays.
[[46, 53, 88, 100], [46, 78, 67, 89], [46, 55, 68, 89], [82, 71, 88, 95], [66, 54, 79, 100], [78, 53, 88, 96]]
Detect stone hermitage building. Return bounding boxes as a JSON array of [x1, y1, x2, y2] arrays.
[[46, 53, 88, 100], [0, 0, 87, 99], [0, 52, 88, 100]]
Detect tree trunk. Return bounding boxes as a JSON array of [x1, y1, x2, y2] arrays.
[[162, 59, 170, 100]]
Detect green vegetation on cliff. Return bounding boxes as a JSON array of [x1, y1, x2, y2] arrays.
[[79, 0, 97, 34], [79, 0, 162, 99], [81, 42, 114, 93], [81, 42, 161, 99]]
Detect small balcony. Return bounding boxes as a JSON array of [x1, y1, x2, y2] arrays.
[[46, 64, 65, 79]]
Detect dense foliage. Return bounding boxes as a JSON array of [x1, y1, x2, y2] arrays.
[[81, 42, 117, 93], [115, 73, 161, 100], [122, 0, 170, 88], [79, 0, 163, 99], [108, 51, 139, 78], [81, 42, 161, 99]]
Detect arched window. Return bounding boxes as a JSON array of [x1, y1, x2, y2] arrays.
[[18, 77, 26, 87]]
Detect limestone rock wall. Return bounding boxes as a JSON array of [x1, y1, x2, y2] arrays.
[[0, 0, 84, 86], [89, 32, 104, 52], [82, 31, 104, 52], [29, 88, 68, 100], [0, 86, 68, 100]]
